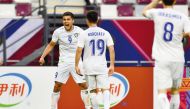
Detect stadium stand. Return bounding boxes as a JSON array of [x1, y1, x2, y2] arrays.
[[117, 4, 134, 16], [176, 0, 187, 4], [14, 0, 31, 3], [119, 0, 136, 4], [102, 0, 118, 4], [15, 3, 32, 16], [0, 0, 190, 65], [0, 0, 13, 3], [0, 4, 16, 17], [136, 0, 151, 4]]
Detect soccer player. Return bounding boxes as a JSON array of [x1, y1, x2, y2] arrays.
[[75, 10, 115, 109], [39, 12, 89, 109], [142, 0, 190, 109]]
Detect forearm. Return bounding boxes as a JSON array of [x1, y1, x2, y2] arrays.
[[146, 0, 160, 9], [142, 0, 160, 16], [41, 43, 55, 58], [109, 46, 115, 67], [75, 47, 82, 67]]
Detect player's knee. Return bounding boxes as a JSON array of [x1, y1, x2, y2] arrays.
[[53, 81, 63, 92], [102, 88, 110, 92], [158, 89, 167, 94], [171, 87, 179, 94], [78, 82, 88, 90]]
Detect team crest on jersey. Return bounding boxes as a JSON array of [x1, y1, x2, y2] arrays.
[[74, 33, 79, 38]]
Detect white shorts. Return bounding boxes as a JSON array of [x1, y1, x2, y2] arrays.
[[55, 63, 86, 84], [86, 74, 110, 90], [154, 61, 184, 90]]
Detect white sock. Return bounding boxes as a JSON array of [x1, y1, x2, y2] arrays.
[[90, 93, 99, 109], [81, 90, 91, 109], [103, 90, 110, 109], [158, 93, 170, 109], [51, 92, 60, 109], [170, 94, 180, 109]]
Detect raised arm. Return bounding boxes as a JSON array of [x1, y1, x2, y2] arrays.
[[142, 0, 160, 17], [39, 41, 56, 65]]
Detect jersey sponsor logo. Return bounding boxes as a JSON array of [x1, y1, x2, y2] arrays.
[[99, 72, 130, 108], [0, 73, 32, 108]]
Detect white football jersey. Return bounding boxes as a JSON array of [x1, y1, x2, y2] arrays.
[[77, 26, 114, 75], [145, 8, 190, 62], [52, 26, 83, 65]]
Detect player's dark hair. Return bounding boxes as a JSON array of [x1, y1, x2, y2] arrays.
[[86, 10, 98, 23], [162, 0, 175, 5], [63, 12, 74, 19]]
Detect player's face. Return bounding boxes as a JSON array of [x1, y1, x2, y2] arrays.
[[63, 16, 74, 31]]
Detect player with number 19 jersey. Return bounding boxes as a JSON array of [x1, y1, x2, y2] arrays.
[[77, 26, 114, 75], [145, 8, 190, 62]]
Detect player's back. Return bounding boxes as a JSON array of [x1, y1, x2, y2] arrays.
[[149, 8, 189, 62], [82, 26, 112, 75]]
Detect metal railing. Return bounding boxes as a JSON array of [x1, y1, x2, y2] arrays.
[[1, 0, 47, 65]]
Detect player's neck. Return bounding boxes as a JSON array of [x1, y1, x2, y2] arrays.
[[88, 23, 97, 27], [65, 25, 74, 32], [164, 5, 173, 9]]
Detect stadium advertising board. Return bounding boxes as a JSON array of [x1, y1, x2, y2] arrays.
[[0, 67, 55, 109]]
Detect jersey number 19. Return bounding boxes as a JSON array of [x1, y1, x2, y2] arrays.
[[89, 39, 105, 56]]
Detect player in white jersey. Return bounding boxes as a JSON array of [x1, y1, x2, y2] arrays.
[[142, 0, 190, 109], [75, 10, 115, 109], [39, 12, 89, 109]]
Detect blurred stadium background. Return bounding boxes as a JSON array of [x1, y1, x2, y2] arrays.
[[0, 0, 190, 109]]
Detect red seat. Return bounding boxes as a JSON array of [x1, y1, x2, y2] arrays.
[[176, 0, 187, 4], [117, 4, 134, 16], [0, 0, 13, 3], [102, 0, 118, 4], [136, 0, 151, 4], [15, 3, 32, 16]]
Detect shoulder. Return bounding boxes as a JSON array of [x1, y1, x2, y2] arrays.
[[54, 26, 65, 34], [146, 8, 161, 15], [179, 12, 189, 20], [74, 26, 84, 31]]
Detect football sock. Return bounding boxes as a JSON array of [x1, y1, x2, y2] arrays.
[[103, 90, 110, 109], [170, 94, 180, 109], [51, 92, 60, 109], [81, 89, 91, 109], [90, 92, 99, 109], [158, 93, 170, 109]]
